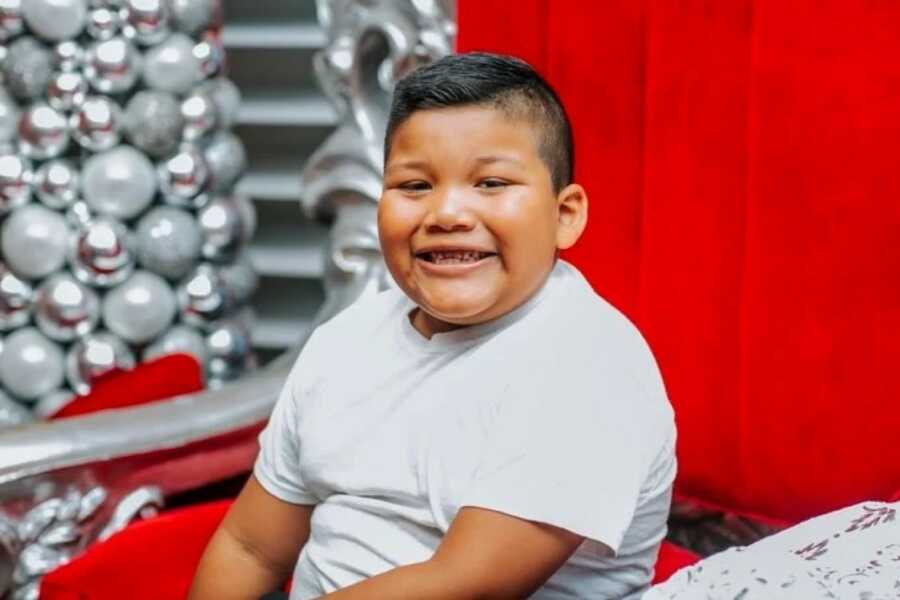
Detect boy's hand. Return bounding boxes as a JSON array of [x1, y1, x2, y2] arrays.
[[188, 475, 314, 600], [322, 506, 586, 599]]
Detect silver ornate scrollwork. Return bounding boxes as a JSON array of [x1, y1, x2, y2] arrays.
[[0, 3, 455, 596]]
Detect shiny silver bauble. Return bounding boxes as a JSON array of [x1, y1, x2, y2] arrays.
[[86, 6, 120, 40], [70, 95, 122, 151], [122, 0, 168, 45], [17, 103, 70, 160], [220, 254, 258, 305], [0, 0, 24, 42], [102, 270, 176, 344], [1, 205, 69, 279], [32, 388, 75, 418], [0, 327, 65, 400], [143, 324, 207, 365], [199, 77, 241, 128], [142, 33, 201, 94], [81, 145, 156, 219], [0, 262, 32, 330], [21, 0, 88, 41], [205, 319, 254, 384], [197, 195, 251, 262], [3, 37, 52, 100], [168, 0, 220, 35], [65, 331, 134, 395], [0, 390, 34, 429], [180, 90, 217, 142], [158, 145, 208, 208], [0, 89, 19, 144], [123, 90, 183, 158], [193, 33, 224, 79], [203, 131, 246, 192], [35, 273, 100, 342], [34, 159, 79, 209], [47, 71, 89, 112], [176, 263, 232, 329], [68, 216, 134, 287], [135, 206, 201, 280], [65, 199, 93, 228], [52, 40, 84, 71], [84, 37, 140, 94], [0, 151, 32, 213]]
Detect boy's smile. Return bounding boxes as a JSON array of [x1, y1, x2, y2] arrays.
[[379, 105, 587, 339]]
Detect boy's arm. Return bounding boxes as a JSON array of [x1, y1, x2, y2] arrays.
[[189, 475, 315, 600], [322, 506, 587, 600]]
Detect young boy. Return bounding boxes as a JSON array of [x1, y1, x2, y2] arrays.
[[191, 52, 675, 600]]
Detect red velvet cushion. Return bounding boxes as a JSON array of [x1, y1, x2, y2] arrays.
[[40, 500, 231, 600], [652, 542, 700, 585], [458, 0, 900, 523], [50, 353, 205, 419]]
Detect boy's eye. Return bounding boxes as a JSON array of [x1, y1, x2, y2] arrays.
[[398, 181, 431, 192], [476, 178, 509, 189]]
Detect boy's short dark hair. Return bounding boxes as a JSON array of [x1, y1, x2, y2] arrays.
[[385, 52, 574, 193]]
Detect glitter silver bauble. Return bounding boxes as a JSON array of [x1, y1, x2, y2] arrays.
[[65, 331, 134, 395], [142, 33, 201, 94], [33, 388, 74, 418], [158, 145, 208, 208], [122, 0, 168, 45], [82, 145, 156, 219], [68, 216, 134, 287], [71, 95, 121, 151], [3, 37, 52, 100], [205, 319, 253, 384], [52, 40, 84, 71], [135, 206, 201, 280], [84, 37, 140, 94], [0, 89, 19, 144], [86, 6, 119, 40], [168, 0, 220, 35], [180, 90, 217, 142], [193, 32, 224, 79], [35, 273, 100, 342], [102, 270, 176, 344], [0, 151, 32, 213], [1, 205, 69, 279], [197, 195, 251, 262], [21, 0, 88, 41], [176, 263, 232, 329], [17, 103, 70, 159], [47, 71, 89, 112], [0, 327, 65, 399], [0, 0, 24, 42], [143, 324, 207, 364], [221, 254, 258, 305], [123, 90, 183, 158], [34, 159, 79, 209], [199, 77, 240, 128], [0, 262, 32, 330], [203, 131, 246, 192], [0, 390, 33, 429]]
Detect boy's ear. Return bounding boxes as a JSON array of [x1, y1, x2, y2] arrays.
[[555, 183, 588, 250]]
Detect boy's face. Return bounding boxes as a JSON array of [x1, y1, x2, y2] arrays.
[[379, 105, 586, 337]]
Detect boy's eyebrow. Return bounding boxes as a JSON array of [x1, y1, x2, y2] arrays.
[[385, 160, 430, 173], [473, 155, 527, 168]]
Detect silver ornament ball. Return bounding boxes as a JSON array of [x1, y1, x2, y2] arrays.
[[142, 33, 201, 95], [135, 206, 201, 280], [205, 319, 254, 383], [52, 40, 84, 72], [65, 331, 134, 395], [193, 33, 224, 79], [203, 131, 247, 193], [0, 89, 19, 144], [123, 90, 183, 158], [35, 273, 100, 342], [169, 0, 220, 35], [3, 37, 52, 101], [200, 77, 241, 128], [180, 90, 218, 142], [143, 324, 208, 365], [81, 145, 156, 219], [0, 0, 24, 42], [221, 254, 258, 305], [65, 199, 94, 228], [197, 195, 251, 262], [158, 145, 208, 208], [0, 327, 65, 400], [85, 36, 140, 94], [68, 216, 134, 287], [102, 270, 176, 344], [71, 95, 122, 152], [0, 390, 33, 429], [122, 0, 168, 46], [0, 151, 32, 213], [86, 6, 119, 40], [33, 388, 75, 418], [0, 262, 32, 330], [47, 71, 89, 112], [17, 103, 70, 160], [176, 263, 233, 330], [21, 0, 88, 42], [1, 205, 69, 279], [34, 159, 79, 210]]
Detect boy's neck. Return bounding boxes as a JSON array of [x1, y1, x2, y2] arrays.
[[409, 308, 464, 340]]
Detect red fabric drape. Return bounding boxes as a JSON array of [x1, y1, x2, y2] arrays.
[[458, 0, 900, 523]]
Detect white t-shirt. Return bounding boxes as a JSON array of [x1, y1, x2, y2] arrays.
[[254, 260, 676, 599]]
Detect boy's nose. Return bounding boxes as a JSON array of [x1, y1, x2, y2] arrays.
[[423, 188, 476, 232]]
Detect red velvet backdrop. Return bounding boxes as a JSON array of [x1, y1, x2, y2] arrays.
[[458, 1, 900, 523]]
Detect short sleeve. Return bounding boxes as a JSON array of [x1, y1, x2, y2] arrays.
[[460, 357, 673, 555], [253, 340, 320, 506]]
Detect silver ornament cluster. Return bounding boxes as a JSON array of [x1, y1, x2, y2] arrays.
[[0, 0, 256, 426]]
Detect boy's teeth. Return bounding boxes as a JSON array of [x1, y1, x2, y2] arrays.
[[428, 251, 487, 264]]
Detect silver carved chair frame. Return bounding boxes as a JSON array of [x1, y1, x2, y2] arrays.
[[0, 2, 454, 598]]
